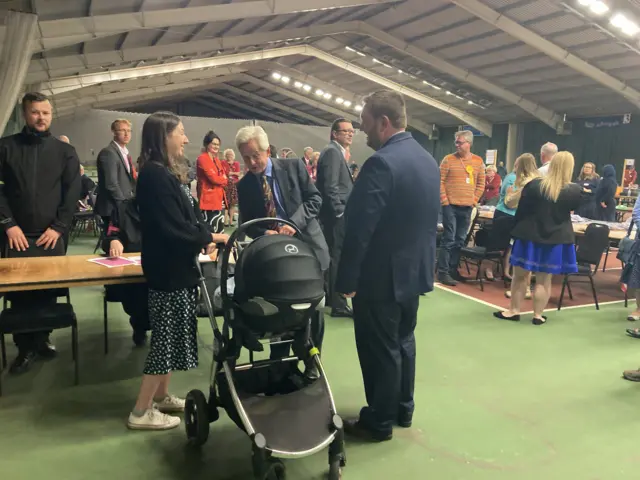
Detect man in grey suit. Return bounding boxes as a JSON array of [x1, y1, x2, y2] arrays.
[[95, 119, 136, 225], [235, 125, 329, 371], [316, 118, 355, 317]]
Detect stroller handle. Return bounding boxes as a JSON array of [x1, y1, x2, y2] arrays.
[[219, 218, 303, 302]]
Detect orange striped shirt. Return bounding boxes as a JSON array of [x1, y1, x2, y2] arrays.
[[440, 153, 486, 206]]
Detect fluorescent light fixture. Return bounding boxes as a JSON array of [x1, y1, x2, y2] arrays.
[[610, 12, 640, 36], [355, 105, 363, 112], [302, 84, 311, 92], [323, 92, 332, 100], [336, 97, 344, 104], [345, 46, 356, 52], [294, 81, 303, 88], [398, 69, 403, 74], [356, 51, 366, 57], [343, 100, 352, 107], [589, 0, 609, 15], [315, 89, 324, 96], [468, 100, 474, 105], [445, 90, 452, 95], [271, 72, 281, 80], [578, 0, 592, 5], [281, 76, 290, 84], [432, 84, 442, 90]]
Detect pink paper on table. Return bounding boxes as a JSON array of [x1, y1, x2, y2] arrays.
[[88, 257, 137, 268]]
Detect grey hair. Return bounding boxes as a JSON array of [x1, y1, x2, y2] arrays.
[[223, 148, 235, 159], [303, 146, 313, 154], [541, 142, 558, 156], [235, 125, 270, 151], [455, 130, 474, 146]]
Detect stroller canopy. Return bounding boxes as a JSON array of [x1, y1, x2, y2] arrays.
[[234, 234, 324, 306]]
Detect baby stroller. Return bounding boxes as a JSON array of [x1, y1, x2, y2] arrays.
[[185, 218, 346, 480]]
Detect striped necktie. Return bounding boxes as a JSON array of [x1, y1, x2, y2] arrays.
[[261, 175, 278, 229]]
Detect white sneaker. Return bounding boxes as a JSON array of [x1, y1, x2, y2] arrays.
[[127, 409, 181, 430], [154, 394, 186, 413]]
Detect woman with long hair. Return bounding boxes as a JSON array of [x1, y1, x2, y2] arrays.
[[575, 162, 599, 219], [494, 152, 582, 325], [222, 148, 241, 226], [594, 164, 618, 222], [129, 112, 228, 430], [196, 131, 228, 234], [489, 153, 539, 287]]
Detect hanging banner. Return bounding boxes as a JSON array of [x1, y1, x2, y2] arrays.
[[584, 114, 631, 129], [485, 149, 497, 165]]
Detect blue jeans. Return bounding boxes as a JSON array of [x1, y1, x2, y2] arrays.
[[437, 205, 472, 276]]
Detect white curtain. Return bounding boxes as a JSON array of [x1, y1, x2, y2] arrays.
[[0, 11, 38, 135]]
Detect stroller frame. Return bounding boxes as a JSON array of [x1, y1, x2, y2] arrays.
[[184, 218, 346, 480]]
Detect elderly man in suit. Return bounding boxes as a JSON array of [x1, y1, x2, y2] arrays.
[[316, 118, 355, 318], [336, 90, 440, 442], [95, 119, 136, 226], [235, 125, 329, 373]]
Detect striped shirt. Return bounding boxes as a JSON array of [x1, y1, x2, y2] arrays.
[[439, 153, 486, 206]]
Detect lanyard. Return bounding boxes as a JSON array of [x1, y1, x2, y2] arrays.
[[457, 155, 475, 186]]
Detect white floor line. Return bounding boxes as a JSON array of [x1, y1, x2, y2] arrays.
[[519, 299, 626, 315], [434, 283, 503, 310]]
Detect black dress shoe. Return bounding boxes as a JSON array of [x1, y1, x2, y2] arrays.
[[330, 307, 353, 318], [493, 311, 520, 321], [36, 342, 58, 360], [450, 271, 468, 282], [9, 351, 36, 374], [344, 419, 392, 442], [132, 330, 147, 347], [438, 275, 457, 287], [397, 413, 413, 428]]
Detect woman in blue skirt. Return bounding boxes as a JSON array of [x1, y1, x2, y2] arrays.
[[494, 151, 582, 325]]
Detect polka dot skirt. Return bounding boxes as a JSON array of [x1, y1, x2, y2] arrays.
[[143, 287, 199, 375]]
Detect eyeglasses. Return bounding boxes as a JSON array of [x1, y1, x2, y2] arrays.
[[454, 140, 468, 145], [336, 129, 356, 135]]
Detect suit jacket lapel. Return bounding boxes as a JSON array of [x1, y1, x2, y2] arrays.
[[112, 142, 133, 180]]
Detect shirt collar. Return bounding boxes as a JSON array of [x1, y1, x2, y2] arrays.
[[112, 140, 129, 157], [264, 157, 273, 177], [332, 140, 346, 156]]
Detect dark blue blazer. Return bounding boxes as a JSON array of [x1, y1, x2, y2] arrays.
[[335, 132, 440, 302]]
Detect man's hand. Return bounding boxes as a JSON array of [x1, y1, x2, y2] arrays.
[[109, 239, 124, 258], [342, 292, 356, 298], [211, 232, 229, 244], [601, 202, 607, 208], [6, 225, 29, 251], [36, 228, 62, 250], [203, 242, 217, 256], [265, 229, 279, 235], [278, 225, 296, 236]]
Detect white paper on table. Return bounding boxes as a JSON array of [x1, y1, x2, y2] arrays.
[[198, 253, 214, 263]]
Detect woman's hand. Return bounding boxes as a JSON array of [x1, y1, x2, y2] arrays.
[[109, 239, 124, 258], [211, 233, 229, 244], [204, 243, 217, 255], [601, 202, 607, 208]]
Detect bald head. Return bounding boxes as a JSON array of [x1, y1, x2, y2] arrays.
[[59, 135, 70, 144]]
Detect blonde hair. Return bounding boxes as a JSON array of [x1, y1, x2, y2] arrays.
[[540, 151, 574, 202], [513, 153, 539, 187], [111, 118, 132, 132], [486, 165, 497, 173], [578, 162, 598, 181]]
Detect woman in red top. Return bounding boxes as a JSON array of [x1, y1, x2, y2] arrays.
[[196, 131, 227, 233], [222, 148, 242, 226], [482, 165, 502, 206]]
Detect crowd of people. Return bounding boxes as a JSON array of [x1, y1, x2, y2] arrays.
[[1, 88, 638, 442]]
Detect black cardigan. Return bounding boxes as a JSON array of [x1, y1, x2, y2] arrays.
[[136, 162, 211, 291], [511, 178, 582, 245]]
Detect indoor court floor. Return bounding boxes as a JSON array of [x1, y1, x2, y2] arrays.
[[1, 236, 639, 480]]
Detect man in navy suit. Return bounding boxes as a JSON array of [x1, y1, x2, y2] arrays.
[[336, 90, 440, 441]]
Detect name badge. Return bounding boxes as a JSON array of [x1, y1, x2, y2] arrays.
[[466, 178, 470, 184]]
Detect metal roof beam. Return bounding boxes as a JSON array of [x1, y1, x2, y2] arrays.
[[197, 92, 293, 124], [449, 0, 640, 109]]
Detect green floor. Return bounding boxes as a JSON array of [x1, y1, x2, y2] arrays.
[[1, 235, 639, 479]]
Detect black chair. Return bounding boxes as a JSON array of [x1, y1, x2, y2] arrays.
[[94, 215, 107, 253], [557, 223, 610, 311], [458, 215, 515, 291], [0, 290, 78, 396], [102, 287, 121, 354]]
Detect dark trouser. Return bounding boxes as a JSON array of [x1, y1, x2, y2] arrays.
[[352, 294, 418, 435], [3, 236, 66, 353], [322, 216, 348, 311], [437, 205, 472, 276], [270, 309, 325, 359], [108, 283, 150, 333]]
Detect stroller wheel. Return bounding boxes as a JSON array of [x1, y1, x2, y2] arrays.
[[328, 459, 342, 480], [263, 459, 286, 480], [185, 389, 209, 447]]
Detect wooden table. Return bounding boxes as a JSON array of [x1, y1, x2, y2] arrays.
[[477, 209, 629, 241], [0, 253, 144, 293]]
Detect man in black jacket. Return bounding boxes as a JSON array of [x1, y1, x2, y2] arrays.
[[0, 92, 81, 373], [316, 118, 355, 317]]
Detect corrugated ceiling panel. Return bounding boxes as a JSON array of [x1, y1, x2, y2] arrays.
[[576, 43, 628, 59], [459, 45, 541, 68], [432, 32, 517, 59], [553, 29, 609, 48], [407, 5, 475, 34], [418, 20, 496, 50], [477, 56, 558, 77], [595, 56, 640, 71], [503, 0, 562, 22], [528, 13, 585, 35], [480, 0, 522, 8]]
